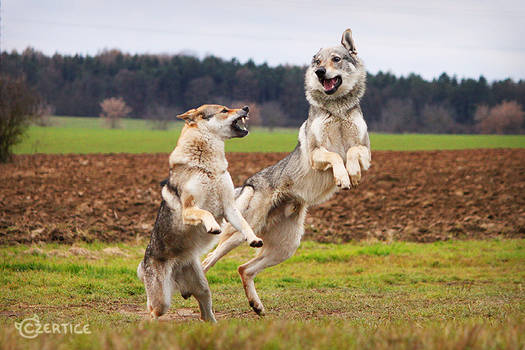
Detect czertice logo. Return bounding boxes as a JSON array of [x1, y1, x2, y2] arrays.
[[14, 314, 91, 339]]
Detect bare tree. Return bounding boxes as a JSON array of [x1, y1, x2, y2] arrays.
[[374, 98, 418, 133], [184, 76, 215, 109], [33, 103, 55, 127], [420, 104, 458, 134], [233, 68, 259, 101], [99, 97, 131, 129], [0, 75, 39, 162], [259, 101, 289, 131], [474, 104, 490, 124], [475, 101, 524, 134], [145, 104, 181, 130]]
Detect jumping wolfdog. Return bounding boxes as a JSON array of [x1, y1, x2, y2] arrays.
[[202, 29, 371, 316], [137, 104, 262, 322]]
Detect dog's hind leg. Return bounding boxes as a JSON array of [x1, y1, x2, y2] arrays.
[[202, 187, 272, 272], [202, 226, 245, 273], [238, 244, 299, 316], [202, 190, 270, 272], [238, 208, 305, 316], [137, 260, 145, 283], [176, 259, 217, 323], [142, 259, 174, 319]]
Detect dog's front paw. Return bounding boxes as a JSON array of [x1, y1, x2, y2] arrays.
[[334, 167, 351, 190], [359, 154, 371, 172], [346, 159, 362, 187], [205, 221, 222, 235], [249, 238, 263, 248]]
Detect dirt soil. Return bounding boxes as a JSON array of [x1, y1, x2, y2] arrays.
[[1, 149, 524, 245]]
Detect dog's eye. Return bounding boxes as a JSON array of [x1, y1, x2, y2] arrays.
[[314, 59, 321, 65], [332, 56, 341, 63], [221, 108, 228, 113]]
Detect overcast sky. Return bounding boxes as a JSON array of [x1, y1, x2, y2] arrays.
[[3, 0, 525, 81]]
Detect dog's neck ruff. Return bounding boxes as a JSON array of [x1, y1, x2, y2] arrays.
[[170, 129, 228, 175], [307, 81, 364, 119], [325, 104, 360, 121]]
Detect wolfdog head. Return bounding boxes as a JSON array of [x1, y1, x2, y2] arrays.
[[305, 29, 366, 115], [177, 104, 250, 139]]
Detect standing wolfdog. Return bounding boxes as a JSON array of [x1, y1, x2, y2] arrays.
[[138, 104, 261, 322], [202, 29, 371, 315]]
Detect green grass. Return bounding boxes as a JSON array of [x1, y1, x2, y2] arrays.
[[11, 116, 525, 154], [0, 239, 524, 349]]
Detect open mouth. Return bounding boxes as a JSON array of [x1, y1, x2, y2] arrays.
[[319, 76, 342, 95], [231, 115, 249, 136]]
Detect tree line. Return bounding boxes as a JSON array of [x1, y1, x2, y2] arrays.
[[1, 48, 524, 133]]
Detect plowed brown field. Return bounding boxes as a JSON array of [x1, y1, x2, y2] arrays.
[[1, 149, 524, 245]]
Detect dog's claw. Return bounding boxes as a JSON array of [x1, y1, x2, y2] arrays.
[[349, 174, 361, 187], [346, 161, 362, 188], [249, 239, 263, 248], [335, 178, 351, 190], [334, 167, 351, 189], [249, 301, 266, 316], [336, 179, 351, 190]]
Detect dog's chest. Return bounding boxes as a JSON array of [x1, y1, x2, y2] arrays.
[[312, 116, 360, 157], [197, 179, 226, 217]]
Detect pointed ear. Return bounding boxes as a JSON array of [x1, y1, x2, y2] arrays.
[[177, 108, 201, 123], [341, 28, 357, 56]]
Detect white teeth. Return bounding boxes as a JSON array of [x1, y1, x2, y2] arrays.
[[235, 116, 248, 131]]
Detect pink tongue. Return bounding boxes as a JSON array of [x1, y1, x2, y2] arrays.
[[323, 78, 336, 90]]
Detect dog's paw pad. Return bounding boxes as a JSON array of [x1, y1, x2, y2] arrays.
[[249, 239, 263, 248]]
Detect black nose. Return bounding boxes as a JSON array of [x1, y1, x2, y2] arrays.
[[242, 106, 249, 112], [315, 67, 326, 78]]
